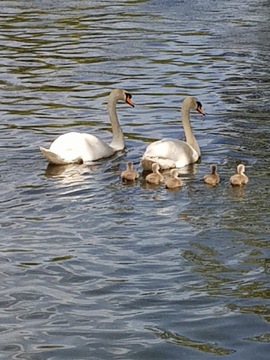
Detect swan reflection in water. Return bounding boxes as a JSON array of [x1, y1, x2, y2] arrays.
[[45, 163, 99, 185], [44, 161, 198, 187]]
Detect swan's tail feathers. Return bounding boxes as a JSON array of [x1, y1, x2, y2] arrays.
[[39, 146, 82, 165], [140, 156, 176, 171]]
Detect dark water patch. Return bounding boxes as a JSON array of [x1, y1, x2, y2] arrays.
[[147, 326, 234, 355]]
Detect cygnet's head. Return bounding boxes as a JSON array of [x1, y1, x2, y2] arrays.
[[127, 161, 134, 170], [211, 164, 217, 174], [152, 163, 160, 173], [237, 164, 245, 174], [170, 169, 179, 178]]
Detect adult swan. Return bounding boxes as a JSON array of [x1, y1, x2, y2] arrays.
[[141, 96, 205, 170], [39, 88, 134, 165]]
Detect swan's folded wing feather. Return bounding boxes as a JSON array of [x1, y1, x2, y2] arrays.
[[142, 157, 176, 169], [141, 139, 198, 170], [39, 146, 82, 165], [49, 132, 115, 162], [143, 139, 194, 161]]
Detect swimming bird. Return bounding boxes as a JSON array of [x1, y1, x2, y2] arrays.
[[141, 96, 205, 171], [39, 88, 134, 165], [230, 164, 249, 186], [121, 162, 139, 182], [145, 163, 164, 185], [204, 164, 220, 186], [165, 169, 183, 189]]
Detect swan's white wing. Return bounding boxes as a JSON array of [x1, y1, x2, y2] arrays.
[[141, 138, 198, 170], [80, 133, 115, 161], [144, 139, 192, 161]]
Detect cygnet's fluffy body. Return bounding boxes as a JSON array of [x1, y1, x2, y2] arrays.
[[145, 163, 164, 185], [204, 164, 220, 186], [121, 162, 139, 182], [165, 169, 183, 189], [230, 164, 249, 186]]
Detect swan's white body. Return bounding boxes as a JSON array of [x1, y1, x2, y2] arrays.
[[142, 138, 199, 170], [141, 96, 204, 170], [40, 89, 134, 165]]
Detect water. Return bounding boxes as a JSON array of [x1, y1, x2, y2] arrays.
[[0, 0, 269, 359]]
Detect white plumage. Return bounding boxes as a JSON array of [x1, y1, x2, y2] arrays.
[[40, 88, 134, 165], [141, 96, 204, 170]]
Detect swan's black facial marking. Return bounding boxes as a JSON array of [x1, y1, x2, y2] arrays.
[[125, 92, 134, 107], [196, 101, 202, 109], [196, 101, 205, 116]]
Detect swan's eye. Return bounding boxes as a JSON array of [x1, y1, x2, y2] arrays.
[[196, 101, 205, 115], [196, 101, 202, 109], [125, 92, 134, 107]]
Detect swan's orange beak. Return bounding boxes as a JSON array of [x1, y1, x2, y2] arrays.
[[126, 97, 134, 107], [125, 92, 134, 107], [196, 101, 205, 116], [197, 106, 205, 116]]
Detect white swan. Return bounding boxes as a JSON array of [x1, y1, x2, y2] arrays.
[[121, 162, 139, 182], [39, 88, 134, 165], [141, 96, 205, 170], [230, 164, 249, 186]]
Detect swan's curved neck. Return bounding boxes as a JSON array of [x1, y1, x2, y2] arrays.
[[181, 103, 201, 157], [108, 94, 125, 151]]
